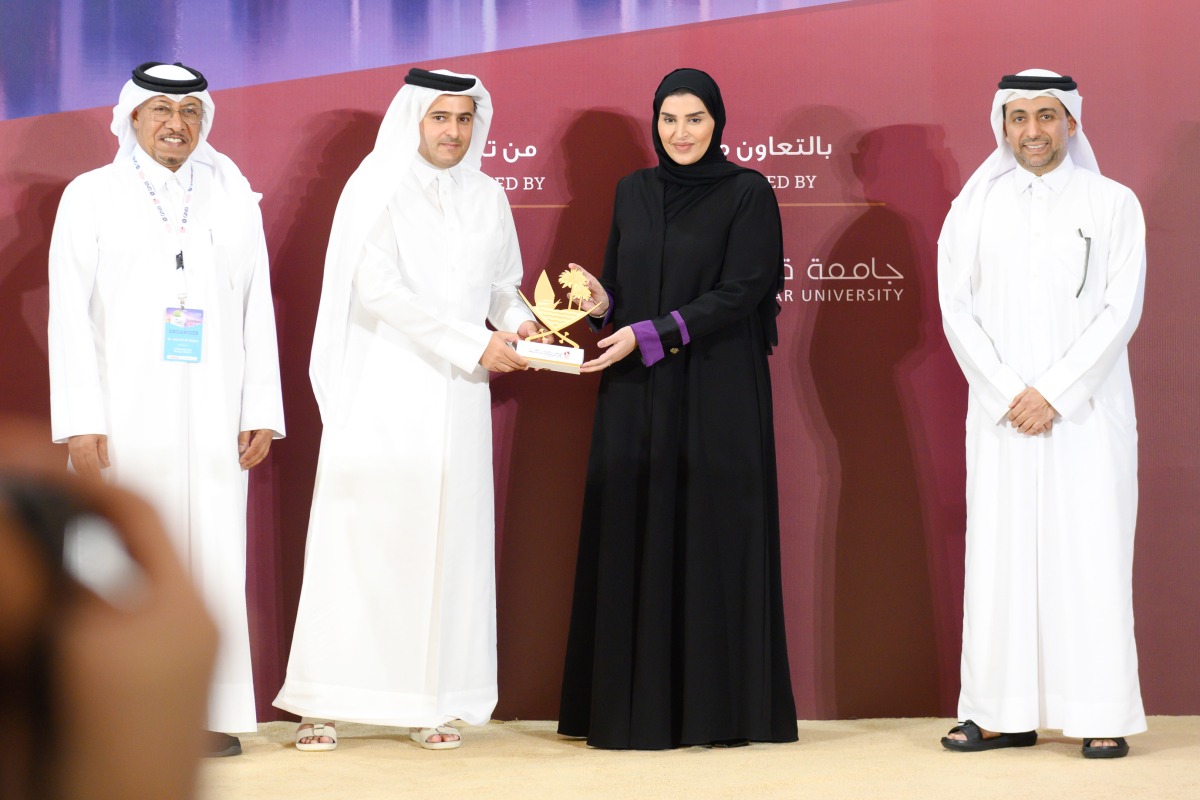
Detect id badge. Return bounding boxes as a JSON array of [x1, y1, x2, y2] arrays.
[[163, 307, 204, 362]]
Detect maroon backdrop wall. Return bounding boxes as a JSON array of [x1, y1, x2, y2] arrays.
[[1, 0, 1197, 721]]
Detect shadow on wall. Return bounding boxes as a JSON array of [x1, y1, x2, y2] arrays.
[[248, 109, 381, 721], [0, 179, 59, 420], [776, 103, 861, 720], [0, 111, 110, 426], [492, 108, 650, 720], [809, 123, 957, 718], [861, 125, 968, 715], [1129, 120, 1200, 715]]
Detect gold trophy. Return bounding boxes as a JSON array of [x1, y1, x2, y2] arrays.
[[516, 268, 595, 374]]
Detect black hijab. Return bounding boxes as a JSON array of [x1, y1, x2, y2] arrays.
[[649, 68, 782, 350], [652, 68, 749, 191]]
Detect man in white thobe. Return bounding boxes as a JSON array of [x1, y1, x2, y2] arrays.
[[274, 68, 538, 751], [937, 70, 1146, 759], [48, 62, 285, 758]]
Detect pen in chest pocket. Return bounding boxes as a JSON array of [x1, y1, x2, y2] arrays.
[[1076, 228, 1091, 298]]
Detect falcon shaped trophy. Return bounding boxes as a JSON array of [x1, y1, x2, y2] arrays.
[[516, 268, 594, 374]]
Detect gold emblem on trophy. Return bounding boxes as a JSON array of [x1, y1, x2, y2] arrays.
[[516, 268, 594, 374]]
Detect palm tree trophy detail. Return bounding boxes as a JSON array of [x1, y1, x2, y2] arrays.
[[516, 267, 594, 373]]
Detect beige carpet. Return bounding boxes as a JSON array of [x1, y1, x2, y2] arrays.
[[199, 716, 1200, 799]]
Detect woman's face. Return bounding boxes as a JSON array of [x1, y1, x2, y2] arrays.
[[657, 93, 714, 166]]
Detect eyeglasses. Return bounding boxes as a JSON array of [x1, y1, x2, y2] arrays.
[[142, 102, 204, 125]]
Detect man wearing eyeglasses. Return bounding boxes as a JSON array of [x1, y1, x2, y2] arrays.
[[937, 70, 1146, 759], [47, 61, 285, 759]]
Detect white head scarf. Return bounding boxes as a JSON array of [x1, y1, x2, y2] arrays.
[[940, 69, 1098, 295], [110, 62, 217, 165], [983, 68, 1097, 178], [308, 68, 494, 420]]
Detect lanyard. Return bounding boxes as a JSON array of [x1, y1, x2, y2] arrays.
[[132, 152, 194, 307]]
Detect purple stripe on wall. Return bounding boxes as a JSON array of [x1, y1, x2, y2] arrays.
[[1, 0, 850, 121]]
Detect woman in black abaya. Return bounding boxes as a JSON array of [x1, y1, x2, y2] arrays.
[[557, 68, 797, 750]]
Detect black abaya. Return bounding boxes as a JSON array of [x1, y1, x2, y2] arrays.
[[557, 167, 797, 749]]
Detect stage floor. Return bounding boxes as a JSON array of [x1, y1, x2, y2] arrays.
[[200, 716, 1199, 799]]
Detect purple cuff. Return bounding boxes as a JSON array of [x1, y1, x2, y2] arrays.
[[630, 320, 664, 366], [670, 310, 690, 344]]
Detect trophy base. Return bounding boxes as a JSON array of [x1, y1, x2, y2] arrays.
[[516, 339, 584, 374]]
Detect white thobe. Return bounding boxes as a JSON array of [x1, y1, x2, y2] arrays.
[[48, 150, 285, 733], [939, 155, 1147, 737], [274, 157, 531, 727]]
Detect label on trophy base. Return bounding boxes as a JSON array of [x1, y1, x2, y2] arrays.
[[516, 339, 585, 374]]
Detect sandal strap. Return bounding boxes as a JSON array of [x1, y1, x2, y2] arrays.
[[297, 722, 336, 742], [947, 720, 982, 741]]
